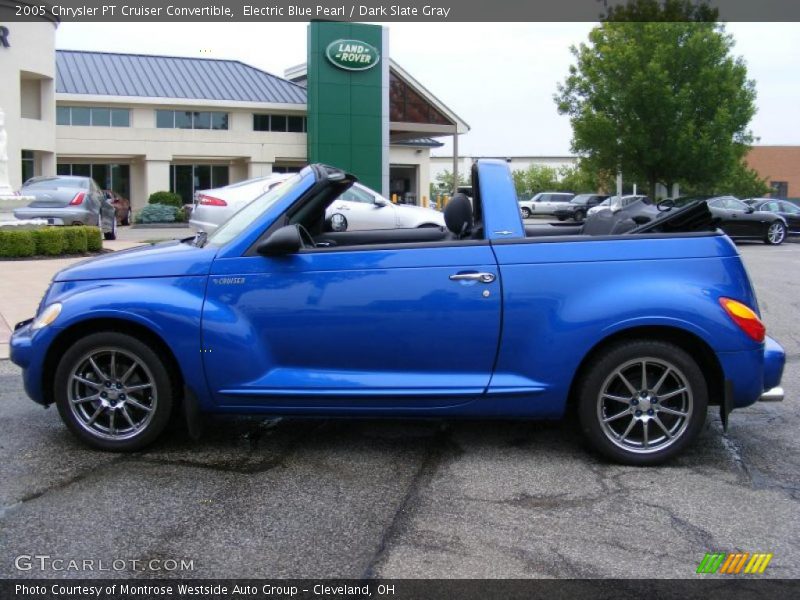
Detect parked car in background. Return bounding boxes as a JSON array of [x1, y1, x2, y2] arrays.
[[518, 192, 574, 218], [746, 199, 800, 238], [707, 196, 788, 245], [103, 190, 131, 226], [553, 194, 609, 222], [587, 194, 651, 217], [190, 174, 445, 234], [14, 176, 117, 239], [190, 174, 287, 233]]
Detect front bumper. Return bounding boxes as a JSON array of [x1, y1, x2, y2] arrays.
[[9, 320, 60, 406]]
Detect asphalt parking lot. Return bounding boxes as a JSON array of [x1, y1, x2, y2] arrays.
[[0, 240, 798, 579]]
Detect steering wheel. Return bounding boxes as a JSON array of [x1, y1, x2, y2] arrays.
[[296, 224, 316, 249], [657, 199, 675, 212]]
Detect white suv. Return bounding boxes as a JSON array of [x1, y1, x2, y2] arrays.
[[519, 192, 574, 218]]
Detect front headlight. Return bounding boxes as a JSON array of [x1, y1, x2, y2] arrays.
[[31, 303, 62, 330]]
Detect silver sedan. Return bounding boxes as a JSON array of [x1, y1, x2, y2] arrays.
[[14, 175, 118, 239], [190, 175, 444, 234]]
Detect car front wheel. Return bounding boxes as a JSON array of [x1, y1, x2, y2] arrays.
[[574, 210, 586, 222], [577, 340, 708, 465], [765, 221, 786, 245], [521, 207, 531, 219], [54, 332, 174, 451]]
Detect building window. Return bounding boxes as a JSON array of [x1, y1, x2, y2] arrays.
[[272, 165, 303, 174], [157, 110, 228, 130], [57, 163, 131, 200], [21, 150, 35, 184], [57, 106, 131, 127], [156, 110, 174, 128], [389, 72, 451, 125], [253, 113, 307, 132], [169, 164, 230, 204], [770, 181, 788, 198]]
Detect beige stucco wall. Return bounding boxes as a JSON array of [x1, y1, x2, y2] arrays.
[[55, 98, 307, 209], [0, 20, 57, 190], [54, 96, 432, 209]]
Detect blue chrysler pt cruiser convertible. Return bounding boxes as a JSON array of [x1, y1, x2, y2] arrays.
[[10, 161, 785, 465]]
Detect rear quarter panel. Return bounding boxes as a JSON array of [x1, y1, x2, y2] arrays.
[[489, 234, 760, 417]]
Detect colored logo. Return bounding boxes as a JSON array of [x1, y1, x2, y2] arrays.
[[325, 39, 380, 71], [696, 552, 773, 574]]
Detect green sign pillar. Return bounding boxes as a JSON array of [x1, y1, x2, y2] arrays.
[[307, 21, 389, 195]]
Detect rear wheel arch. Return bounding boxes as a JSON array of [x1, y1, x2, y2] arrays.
[[567, 325, 725, 410], [42, 318, 185, 408]]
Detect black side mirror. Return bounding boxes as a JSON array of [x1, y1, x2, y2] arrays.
[[745, 206, 755, 214], [257, 225, 302, 256]]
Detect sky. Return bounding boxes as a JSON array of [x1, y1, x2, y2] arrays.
[[55, 22, 800, 157]]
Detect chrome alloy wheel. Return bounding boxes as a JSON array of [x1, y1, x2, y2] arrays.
[[597, 357, 693, 454], [67, 347, 157, 441], [767, 222, 786, 245]]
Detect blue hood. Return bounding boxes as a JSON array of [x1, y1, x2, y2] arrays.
[[54, 241, 218, 282]]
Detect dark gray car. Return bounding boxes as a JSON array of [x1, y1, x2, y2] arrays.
[[14, 176, 117, 239]]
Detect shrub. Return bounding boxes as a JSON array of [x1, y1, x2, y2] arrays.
[[63, 226, 88, 254], [31, 228, 65, 256], [148, 191, 183, 208], [136, 204, 179, 224], [84, 226, 103, 252], [0, 230, 36, 257]]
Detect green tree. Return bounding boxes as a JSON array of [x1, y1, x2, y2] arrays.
[[682, 157, 770, 198], [515, 164, 560, 197], [557, 161, 611, 193], [555, 3, 756, 196], [435, 169, 468, 193]]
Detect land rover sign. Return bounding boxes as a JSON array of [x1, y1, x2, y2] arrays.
[[325, 39, 380, 71]]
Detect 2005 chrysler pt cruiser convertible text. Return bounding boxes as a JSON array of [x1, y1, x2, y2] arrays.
[[10, 160, 785, 465]]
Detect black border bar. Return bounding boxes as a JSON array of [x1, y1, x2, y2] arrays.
[[2, 0, 800, 22], [3, 579, 800, 600]]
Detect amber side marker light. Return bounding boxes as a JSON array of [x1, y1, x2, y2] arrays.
[[719, 297, 766, 343]]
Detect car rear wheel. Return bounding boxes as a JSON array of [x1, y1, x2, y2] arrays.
[[574, 210, 586, 222], [765, 221, 786, 245], [54, 332, 174, 451], [521, 207, 531, 219], [577, 340, 708, 465]]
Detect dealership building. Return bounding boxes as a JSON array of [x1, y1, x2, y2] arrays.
[[0, 15, 468, 209]]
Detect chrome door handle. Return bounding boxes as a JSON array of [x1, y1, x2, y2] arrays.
[[449, 272, 495, 283]]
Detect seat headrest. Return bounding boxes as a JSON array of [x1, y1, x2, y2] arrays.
[[444, 193, 473, 238]]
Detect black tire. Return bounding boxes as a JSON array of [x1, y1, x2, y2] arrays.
[[577, 340, 708, 465], [764, 220, 786, 245], [54, 332, 174, 451], [521, 207, 531, 219], [574, 210, 586, 222], [121, 209, 131, 226]]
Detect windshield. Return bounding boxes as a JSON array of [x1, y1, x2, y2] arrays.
[[206, 174, 304, 247], [571, 194, 592, 205]]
